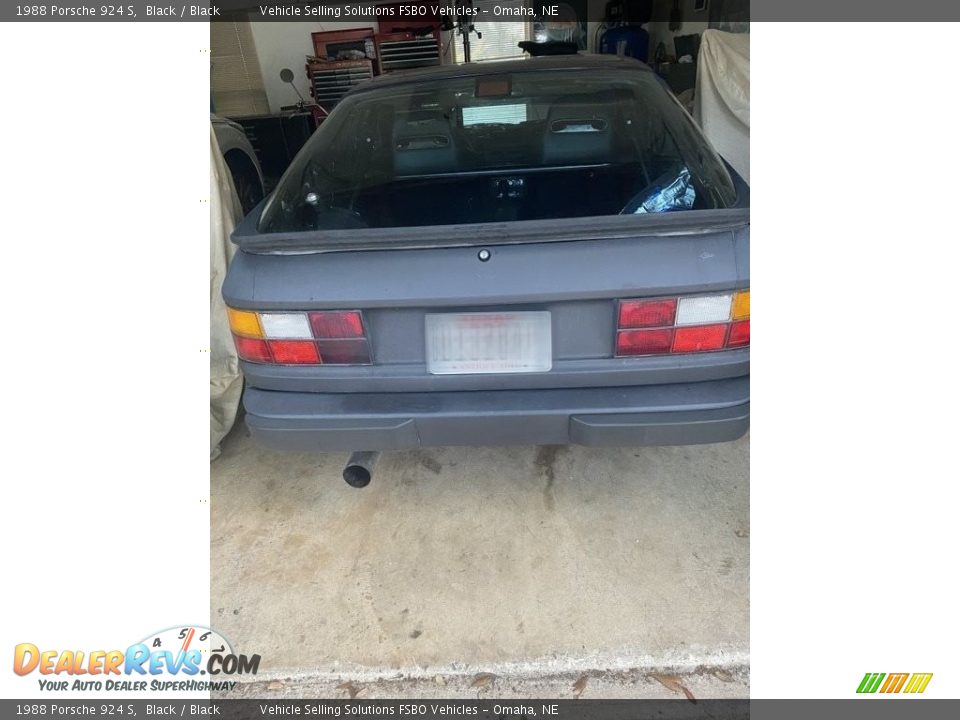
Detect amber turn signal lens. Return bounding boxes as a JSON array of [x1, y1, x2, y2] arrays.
[[732, 290, 750, 321], [227, 308, 263, 338]]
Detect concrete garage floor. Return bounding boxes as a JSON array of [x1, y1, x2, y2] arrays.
[[211, 419, 749, 699]]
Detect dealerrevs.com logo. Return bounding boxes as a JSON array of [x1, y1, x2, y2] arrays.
[[13, 626, 260, 692], [857, 672, 933, 694]]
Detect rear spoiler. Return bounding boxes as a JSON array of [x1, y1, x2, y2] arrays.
[[232, 206, 750, 255]]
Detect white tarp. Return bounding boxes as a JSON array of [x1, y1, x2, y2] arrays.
[[210, 125, 243, 460], [694, 29, 750, 184]]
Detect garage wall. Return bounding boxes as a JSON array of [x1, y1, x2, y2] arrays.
[[585, 0, 605, 53], [248, 19, 460, 114], [648, 0, 709, 60], [248, 20, 377, 114], [246, 5, 620, 115]]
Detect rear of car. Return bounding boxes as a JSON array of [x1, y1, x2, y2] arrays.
[[222, 55, 749, 453]]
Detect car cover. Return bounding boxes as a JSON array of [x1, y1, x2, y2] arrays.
[[210, 124, 243, 460], [694, 29, 750, 184]]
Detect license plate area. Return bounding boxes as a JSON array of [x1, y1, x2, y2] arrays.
[[425, 311, 552, 375]]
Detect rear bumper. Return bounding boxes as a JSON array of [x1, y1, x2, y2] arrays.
[[243, 376, 749, 451]]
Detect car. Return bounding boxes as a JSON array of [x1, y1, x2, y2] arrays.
[[211, 114, 265, 214], [222, 54, 749, 486]]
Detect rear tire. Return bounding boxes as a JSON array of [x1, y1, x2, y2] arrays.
[[224, 152, 264, 215]]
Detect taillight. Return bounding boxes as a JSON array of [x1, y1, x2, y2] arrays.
[[309, 311, 365, 339], [268, 340, 321, 364], [728, 320, 750, 347], [618, 298, 676, 328], [672, 324, 727, 353], [227, 309, 371, 365], [731, 290, 750, 321], [616, 328, 673, 355], [616, 290, 749, 357], [316, 338, 369, 364], [233, 335, 272, 364], [676, 294, 733, 326]]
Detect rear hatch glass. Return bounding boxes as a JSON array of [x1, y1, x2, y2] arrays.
[[258, 67, 737, 234]]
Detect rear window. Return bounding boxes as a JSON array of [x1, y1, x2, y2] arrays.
[[258, 67, 737, 234]]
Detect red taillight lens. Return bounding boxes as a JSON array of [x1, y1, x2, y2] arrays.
[[309, 311, 365, 339], [229, 307, 371, 365], [234, 336, 272, 363], [615, 291, 749, 357], [618, 299, 677, 328], [616, 328, 674, 356], [268, 340, 321, 364], [672, 324, 728, 353], [727, 320, 750, 348], [316, 339, 371, 365]]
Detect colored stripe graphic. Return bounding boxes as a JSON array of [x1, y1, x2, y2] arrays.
[[857, 673, 885, 693], [903, 673, 933, 694], [858, 672, 932, 694], [880, 673, 909, 693]]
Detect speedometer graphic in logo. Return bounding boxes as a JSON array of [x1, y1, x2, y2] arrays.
[[139, 625, 234, 674]]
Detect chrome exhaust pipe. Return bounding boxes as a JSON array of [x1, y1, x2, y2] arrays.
[[343, 451, 380, 488]]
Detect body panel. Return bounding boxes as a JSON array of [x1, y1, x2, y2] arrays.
[[244, 377, 749, 451]]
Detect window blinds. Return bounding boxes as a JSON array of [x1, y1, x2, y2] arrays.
[[210, 21, 269, 117]]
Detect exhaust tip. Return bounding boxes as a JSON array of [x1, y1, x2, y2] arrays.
[[343, 465, 372, 488], [342, 451, 380, 488]]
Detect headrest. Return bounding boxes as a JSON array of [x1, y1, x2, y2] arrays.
[[543, 103, 612, 165], [393, 111, 457, 176]]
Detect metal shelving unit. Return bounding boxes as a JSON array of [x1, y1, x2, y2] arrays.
[[375, 32, 442, 73], [306, 59, 374, 111]]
